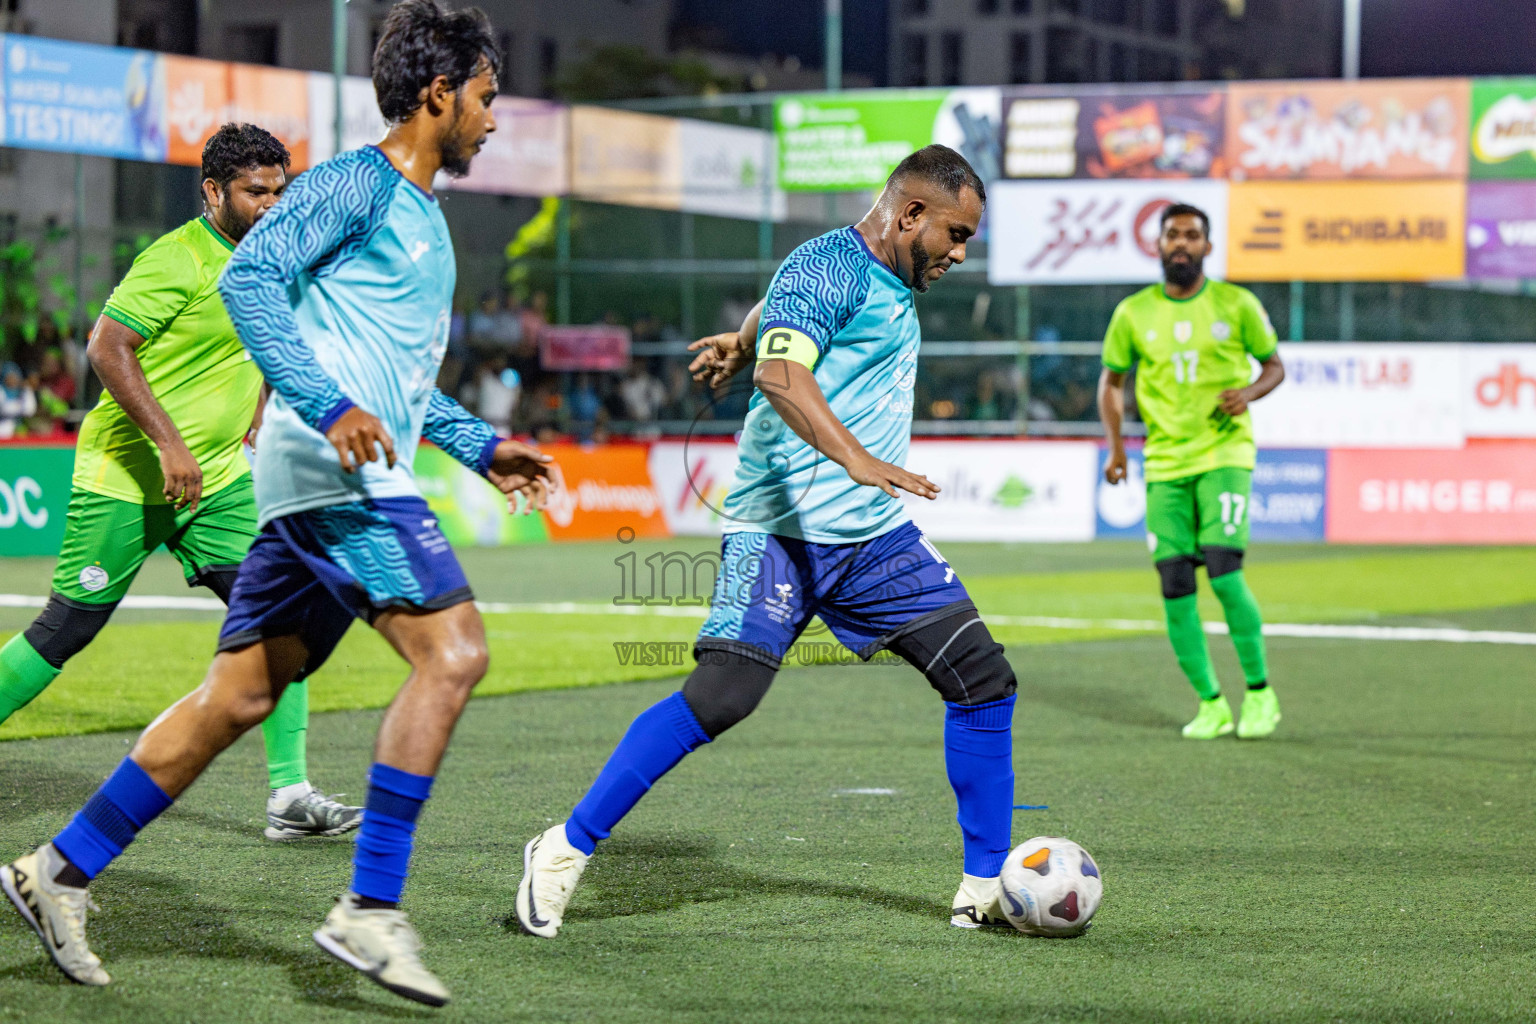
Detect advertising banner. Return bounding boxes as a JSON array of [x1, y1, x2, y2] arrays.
[[570, 106, 681, 210], [986, 179, 1228, 285], [1326, 442, 1536, 544], [1226, 180, 1465, 282], [2, 35, 166, 161], [414, 446, 548, 548], [1469, 78, 1536, 180], [1462, 344, 1536, 438], [775, 88, 1002, 191], [677, 119, 786, 221], [1465, 182, 1536, 278], [648, 440, 739, 537], [445, 96, 569, 198], [1095, 447, 1327, 543], [901, 440, 1098, 542], [1004, 88, 1225, 180], [305, 72, 388, 164], [540, 325, 631, 372], [1226, 79, 1468, 181], [539, 443, 669, 542], [163, 56, 310, 169], [0, 445, 73, 557], [1249, 343, 1464, 448]]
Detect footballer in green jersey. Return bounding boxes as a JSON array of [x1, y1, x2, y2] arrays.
[[1097, 203, 1287, 741], [0, 124, 360, 837]]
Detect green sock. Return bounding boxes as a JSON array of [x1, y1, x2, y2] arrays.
[[0, 635, 61, 724], [260, 680, 309, 790], [1210, 570, 1269, 686], [1162, 594, 1221, 700]]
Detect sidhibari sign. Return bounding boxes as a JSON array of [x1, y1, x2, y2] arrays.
[[775, 88, 1001, 191]]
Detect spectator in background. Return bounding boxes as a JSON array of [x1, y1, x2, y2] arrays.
[[969, 371, 1001, 421], [0, 363, 37, 439], [37, 349, 76, 408], [569, 373, 602, 442], [519, 292, 549, 358], [619, 363, 667, 425], [492, 294, 523, 350], [475, 353, 521, 434]]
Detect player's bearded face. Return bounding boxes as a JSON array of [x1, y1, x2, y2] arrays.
[[211, 166, 288, 243], [1158, 217, 1209, 289]]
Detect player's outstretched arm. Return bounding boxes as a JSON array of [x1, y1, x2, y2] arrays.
[[1098, 367, 1129, 485], [218, 157, 395, 472], [87, 314, 204, 510], [688, 299, 763, 388], [422, 388, 558, 514], [754, 358, 938, 500]]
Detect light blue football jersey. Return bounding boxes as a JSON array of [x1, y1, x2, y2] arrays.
[[724, 226, 919, 544], [221, 145, 498, 527]]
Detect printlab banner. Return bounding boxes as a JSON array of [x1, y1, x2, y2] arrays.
[[1094, 447, 1327, 543], [2, 34, 166, 161], [1003, 88, 1226, 180], [986, 179, 1229, 284], [775, 88, 1001, 191]]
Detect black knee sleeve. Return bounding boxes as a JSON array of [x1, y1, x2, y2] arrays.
[[881, 601, 1017, 706], [1156, 556, 1199, 599], [22, 592, 118, 670], [682, 651, 778, 738], [191, 566, 242, 604], [1202, 546, 1244, 580]]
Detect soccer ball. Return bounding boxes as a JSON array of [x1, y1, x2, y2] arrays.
[[997, 836, 1103, 937]]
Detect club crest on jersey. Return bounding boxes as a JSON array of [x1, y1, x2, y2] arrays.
[[764, 582, 796, 624], [79, 565, 109, 592], [1174, 321, 1193, 344], [1211, 320, 1231, 341]]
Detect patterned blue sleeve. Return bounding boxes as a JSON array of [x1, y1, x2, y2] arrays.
[[424, 388, 501, 475], [219, 149, 394, 432], [758, 230, 871, 353]]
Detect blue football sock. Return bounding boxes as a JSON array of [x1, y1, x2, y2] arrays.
[[565, 692, 710, 856], [351, 763, 434, 904], [52, 758, 173, 880], [944, 695, 1016, 878]]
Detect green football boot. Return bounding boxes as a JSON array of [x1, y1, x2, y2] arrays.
[[1181, 695, 1234, 739], [1237, 686, 1281, 739]]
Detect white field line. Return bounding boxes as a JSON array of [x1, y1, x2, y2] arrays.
[[2, 594, 1532, 646]]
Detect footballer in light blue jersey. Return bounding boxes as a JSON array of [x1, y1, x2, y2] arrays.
[[517, 147, 1029, 944]]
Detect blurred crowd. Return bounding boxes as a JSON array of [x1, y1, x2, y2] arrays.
[[0, 320, 83, 440]]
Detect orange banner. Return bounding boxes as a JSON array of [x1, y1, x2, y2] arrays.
[[1227, 79, 1468, 181], [1227, 180, 1465, 282], [540, 443, 669, 542], [163, 56, 311, 170]]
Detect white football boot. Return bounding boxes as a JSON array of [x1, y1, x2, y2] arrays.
[[950, 873, 1010, 929], [515, 823, 589, 938], [1, 843, 110, 985], [313, 892, 449, 1007]]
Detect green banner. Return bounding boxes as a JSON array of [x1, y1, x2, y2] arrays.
[[1470, 78, 1536, 179], [0, 446, 74, 556], [775, 89, 1002, 192], [413, 447, 549, 548]]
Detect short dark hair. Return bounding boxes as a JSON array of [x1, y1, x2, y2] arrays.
[[372, 0, 501, 125], [201, 123, 290, 191], [1160, 202, 1210, 238], [885, 145, 987, 206]]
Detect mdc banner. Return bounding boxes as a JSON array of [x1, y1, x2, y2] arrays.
[[648, 440, 739, 537], [163, 56, 310, 169], [1469, 78, 1536, 180], [775, 88, 1002, 191], [1227, 180, 1465, 281], [0, 445, 73, 557], [1327, 442, 1536, 544], [1095, 447, 1327, 544], [1463, 344, 1536, 438], [901, 441, 1097, 542], [1226, 79, 1468, 181], [1249, 343, 1464, 449], [570, 106, 681, 211], [987, 179, 1228, 285], [1465, 182, 1536, 278], [2, 35, 166, 161], [1003, 88, 1226, 180]]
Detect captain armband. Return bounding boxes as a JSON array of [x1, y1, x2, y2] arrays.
[[756, 326, 821, 370]]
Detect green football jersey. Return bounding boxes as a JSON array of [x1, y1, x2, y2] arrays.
[[74, 217, 261, 504], [1101, 279, 1278, 483]]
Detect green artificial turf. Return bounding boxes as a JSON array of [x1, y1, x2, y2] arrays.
[[0, 542, 1534, 1021]]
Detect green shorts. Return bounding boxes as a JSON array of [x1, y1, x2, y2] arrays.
[[51, 475, 257, 605], [1145, 466, 1252, 563]]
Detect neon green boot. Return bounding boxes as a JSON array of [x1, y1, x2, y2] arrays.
[[1237, 686, 1281, 739], [1181, 695, 1234, 740]]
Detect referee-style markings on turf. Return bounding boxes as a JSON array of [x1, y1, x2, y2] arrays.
[[5, 594, 1533, 645]]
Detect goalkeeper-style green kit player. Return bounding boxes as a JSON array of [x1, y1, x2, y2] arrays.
[[1097, 203, 1287, 740], [0, 124, 361, 836]]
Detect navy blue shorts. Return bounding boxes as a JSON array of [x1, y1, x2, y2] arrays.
[[217, 496, 473, 675], [696, 521, 972, 668]]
